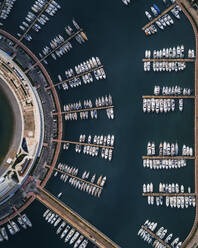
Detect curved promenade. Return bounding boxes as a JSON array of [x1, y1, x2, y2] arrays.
[[0, 29, 63, 224]]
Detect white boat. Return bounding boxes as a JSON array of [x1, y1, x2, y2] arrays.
[[22, 214, 32, 227], [61, 225, 70, 239], [65, 228, 75, 242], [70, 232, 80, 244]]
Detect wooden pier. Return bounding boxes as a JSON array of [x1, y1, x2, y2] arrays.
[[52, 105, 114, 116], [142, 3, 176, 31], [142, 95, 195, 99], [25, 29, 83, 74], [36, 187, 120, 248], [16, 0, 53, 46], [141, 225, 171, 248], [143, 58, 195, 62], [142, 193, 196, 197], [45, 165, 103, 189], [46, 65, 104, 90], [52, 139, 114, 150], [142, 156, 195, 160]]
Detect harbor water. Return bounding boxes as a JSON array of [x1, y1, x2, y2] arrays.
[[1, 0, 196, 247]]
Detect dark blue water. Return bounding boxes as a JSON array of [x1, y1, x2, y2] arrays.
[[1, 0, 196, 247]]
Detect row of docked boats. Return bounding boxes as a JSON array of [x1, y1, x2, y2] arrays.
[[145, 46, 185, 59], [144, 3, 181, 36], [17, 0, 61, 41], [146, 141, 193, 156], [56, 163, 78, 179], [67, 175, 104, 198], [138, 219, 182, 248], [154, 85, 192, 96], [63, 94, 114, 121], [43, 209, 88, 248], [58, 57, 106, 91], [143, 183, 196, 208], [0, 214, 32, 242], [159, 183, 189, 193], [143, 159, 187, 170], [64, 108, 114, 121], [75, 134, 114, 161], [0, 0, 16, 20], [144, 61, 186, 72], [38, 19, 86, 63], [143, 98, 184, 113], [147, 195, 196, 208], [56, 163, 106, 197]]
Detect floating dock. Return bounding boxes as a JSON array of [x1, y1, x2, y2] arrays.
[[142, 3, 176, 31], [143, 58, 195, 62], [46, 64, 104, 90], [45, 165, 103, 189], [142, 193, 196, 197], [25, 29, 83, 74], [53, 139, 114, 150], [52, 105, 114, 116], [142, 156, 195, 160]]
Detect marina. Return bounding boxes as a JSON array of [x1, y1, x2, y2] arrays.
[[142, 3, 177, 31], [49, 63, 104, 90], [0, 0, 196, 248]]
